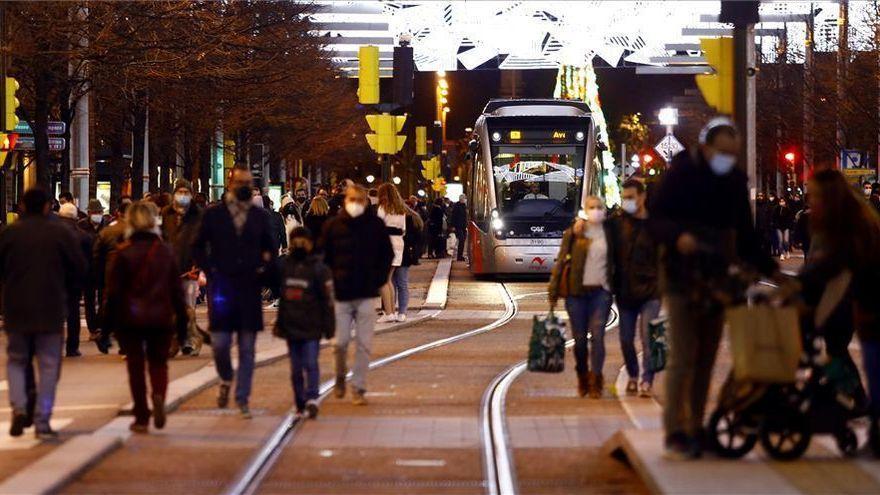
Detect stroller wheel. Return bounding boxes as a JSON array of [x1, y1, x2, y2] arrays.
[[708, 408, 758, 458], [836, 428, 858, 457], [759, 413, 811, 461]]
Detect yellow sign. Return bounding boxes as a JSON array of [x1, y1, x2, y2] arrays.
[[552, 131, 567, 139], [509, 130, 521, 140]]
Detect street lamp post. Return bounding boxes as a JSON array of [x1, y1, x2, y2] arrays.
[[658, 106, 678, 136]]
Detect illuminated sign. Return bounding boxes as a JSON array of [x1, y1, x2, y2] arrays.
[[509, 130, 522, 140], [552, 131, 567, 139]]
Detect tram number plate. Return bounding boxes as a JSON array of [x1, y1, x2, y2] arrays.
[[525, 239, 556, 246]]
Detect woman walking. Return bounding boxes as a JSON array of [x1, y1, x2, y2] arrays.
[[376, 183, 407, 323], [548, 196, 614, 398], [396, 204, 425, 322], [304, 196, 330, 242], [104, 201, 187, 433]]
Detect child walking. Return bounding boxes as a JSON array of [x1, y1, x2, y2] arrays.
[[274, 227, 335, 418]]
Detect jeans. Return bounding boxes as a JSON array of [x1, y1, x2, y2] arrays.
[[212, 331, 257, 406], [776, 228, 790, 254], [6, 332, 63, 428], [334, 298, 376, 391], [619, 299, 661, 385], [862, 339, 880, 418], [182, 279, 203, 351], [287, 339, 320, 411], [455, 227, 467, 260], [66, 288, 81, 354], [663, 294, 724, 437], [118, 331, 171, 424], [392, 266, 409, 315], [564, 289, 612, 376]]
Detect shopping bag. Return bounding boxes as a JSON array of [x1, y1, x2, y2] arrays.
[[527, 310, 566, 373], [727, 304, 801, 383], [648, 316, 668, 372]]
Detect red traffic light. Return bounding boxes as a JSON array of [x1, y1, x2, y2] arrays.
[[784, 151, 796, 163], [642, 154, 653, 164]]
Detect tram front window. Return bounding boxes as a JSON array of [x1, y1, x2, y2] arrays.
[[491, 145, 585, 219]]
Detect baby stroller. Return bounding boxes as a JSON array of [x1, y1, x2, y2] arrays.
[[708, 275, 868, 460]]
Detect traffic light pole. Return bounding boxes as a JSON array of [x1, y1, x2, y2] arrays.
[[0, 2, 7, 222], [725, 1, 758, 210]]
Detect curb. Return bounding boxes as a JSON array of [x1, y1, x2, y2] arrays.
[[3, 257, 454, 494]]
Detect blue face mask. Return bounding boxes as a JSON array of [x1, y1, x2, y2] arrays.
[[709, 153, 736, 176]]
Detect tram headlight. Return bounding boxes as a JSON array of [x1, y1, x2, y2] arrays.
[[491, 209, 499, 219], [491, 217, 503, 230], [575, 131, 585, 142], [491, 131, 502, 142]]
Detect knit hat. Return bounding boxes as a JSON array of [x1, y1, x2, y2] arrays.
[[87, 199, 104, 213], [173, 178, 192, 194], [58, 203, 78, 219]]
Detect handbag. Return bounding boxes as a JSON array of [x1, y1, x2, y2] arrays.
[[648, 316, 668, 372], [527, 309, 567, 373]]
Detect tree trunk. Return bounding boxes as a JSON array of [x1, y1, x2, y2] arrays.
[[33, 67, 52, 189], [109, 121, 126, 205], [130, 94, 147, 199], [198, 137, 211, 194], [58, 88, 73, 195]]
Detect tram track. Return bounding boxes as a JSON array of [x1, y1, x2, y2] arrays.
[[481, 303, 619, 495], [225, 282, 520, 495]]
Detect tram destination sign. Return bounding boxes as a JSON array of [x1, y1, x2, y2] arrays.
[[490, 127, 587, 145]]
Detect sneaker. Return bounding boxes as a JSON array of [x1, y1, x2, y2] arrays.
[[625, 380, 638, 396], [780, 254, 785, 261], [239, 404, 252, 420], [217, 382, 231, 409], [129, 422, 149, 434], [34, 426, 59, 441], [377, 314, 397, 324], [9, 411, 27, 437], [663, 432, 696, 460], [305, 400, 319, 419], [638, 382, 653, 398], [396, 313, 407, 323], [351, 388, 367, 406], [152, 394, 166, 430], [65, 350, 82, 358], [334, 376, 346, 398], [96, 336, 111, 354]]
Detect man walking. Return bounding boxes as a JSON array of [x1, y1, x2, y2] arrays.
[[0, 189, 85, 438], [193, 165, 277, 418], [321, 185, 392, 405], [162, 179, 204, 356], [608, 179, 660, 398], [649, 118, 777, 459], [77, 199, 107, 340], [57, 203, 93, 357], [450, 194, 468, 262]]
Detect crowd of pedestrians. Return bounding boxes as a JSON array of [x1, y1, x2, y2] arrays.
[[0, 163, 444, 436]]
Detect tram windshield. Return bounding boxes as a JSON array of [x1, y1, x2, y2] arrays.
[[491, 144, 585, 218]]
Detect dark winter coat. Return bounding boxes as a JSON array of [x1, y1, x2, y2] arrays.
[[648, 149, 776, 294], [274, 255, 335, 341], [606, 213, 659, 308], [161, 203, 202, 276], [450, 202, 468, 230], [0, 214, 86, 334], [428, 204, 446, 236], [773, 204, 794, 231], [269, 210, 288, 250], [304, 213, 329, 243], [402, 212, 423, 267], [193, 201, 277, 333], [93, 218, 128, 290], [320, 210, 393, 301], [104, 232, 187, 341], [61, 216, 93, 288]]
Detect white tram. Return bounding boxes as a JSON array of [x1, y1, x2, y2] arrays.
[[465, 99, 599, 275]]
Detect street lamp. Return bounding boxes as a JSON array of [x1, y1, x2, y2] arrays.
[[392, 176, 401, 185], [658, 106, 678, 135], [366, 174, 375, 184]]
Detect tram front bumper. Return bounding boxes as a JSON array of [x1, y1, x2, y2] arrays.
[[492, 245, 559, 274]]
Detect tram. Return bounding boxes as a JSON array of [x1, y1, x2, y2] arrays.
[[466, 99, 599, 275]]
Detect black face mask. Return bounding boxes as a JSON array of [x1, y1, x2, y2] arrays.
[[291, 247, 308, 260], [234, 186, 251, 202], [295, 196, 306, 203]]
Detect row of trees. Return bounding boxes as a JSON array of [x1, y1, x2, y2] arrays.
[[8, 1, 370, 202]]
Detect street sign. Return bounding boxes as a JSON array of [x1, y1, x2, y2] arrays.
[[15, 136, 66, 151], [14, 121, 66, 135], [841, 149, 866, 169], [843, 168, 874, 178], [654, 134, 684, 162]]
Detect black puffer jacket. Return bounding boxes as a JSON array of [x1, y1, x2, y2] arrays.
[[274, 255, 335, 341], [320, 210, 393, 301]]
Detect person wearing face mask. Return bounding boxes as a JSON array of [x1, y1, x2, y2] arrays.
[[77, 199, 108, 341], [606, 179, 660, 398], [193, 165, 278, 419], [161, 179, 205, 356], [649, 117, 778, 460], [549, 195, 615, 399], [319, 185, 393, 406], [773, 197, 794, 261], [274, 227, 334, 419]]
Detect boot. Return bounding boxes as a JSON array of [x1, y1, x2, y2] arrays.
[[334, 347, 347, 398], [152, 393, 166, 430], [588, 372, 603, 399], [577, 373, 589, 397]]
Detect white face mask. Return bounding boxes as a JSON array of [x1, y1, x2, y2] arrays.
[[155, 216, 163, 227], [621, 199, 638, 215], [345, 201, 365, 218], [587, 207, 605, 224], [175, 193, 192, 207], [90, 214, 103, 225], [865, 188, 873, 197], [709, 152, 736, 176]]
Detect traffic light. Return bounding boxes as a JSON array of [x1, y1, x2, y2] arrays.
[[421, 156, 440, 181], [392, 45, 414, 107], [784, 151, 796, 164], [358, 46, 379, 105], [4, 77, 19, 131], [415, 126, 427, 156], [696, 37, 734, 115], [365, 113, 407, 154]]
